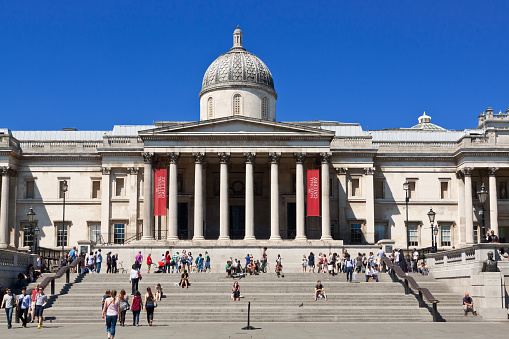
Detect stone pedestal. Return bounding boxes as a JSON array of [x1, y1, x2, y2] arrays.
[[470, 272, 508, 320]]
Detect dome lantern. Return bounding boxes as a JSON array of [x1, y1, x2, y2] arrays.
[[232, 26, 245, 51]]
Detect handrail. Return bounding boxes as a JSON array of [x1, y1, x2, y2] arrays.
[[39, 256, 84, 295], [382, 257, 440, 321]]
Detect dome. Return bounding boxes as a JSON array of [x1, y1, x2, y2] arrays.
[[411, 112, 446, 131], [200, 26, 276, 98]]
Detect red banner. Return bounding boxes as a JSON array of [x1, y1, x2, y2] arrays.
[[154, 169, 167, 216], [307, 169, 320, 216]]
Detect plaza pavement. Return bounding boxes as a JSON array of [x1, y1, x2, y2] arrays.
[[1, 322, 508, 339]]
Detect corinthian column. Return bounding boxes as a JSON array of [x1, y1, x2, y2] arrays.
[[488, 167, 499, 237], [167, 152, 180, 240], [294, 153, 306, 240], [101, 167, 111, 242], [463, 167, 474, 244], [244, 152, 256, 240], [193, 152, 205, 240], [218, 152, 230, 240], [269, 152, 281, 240], [142, 153, 154, 240], [0, 167, 11, 249], [365, 167, 375, 243], [320, 153, 332, 240]]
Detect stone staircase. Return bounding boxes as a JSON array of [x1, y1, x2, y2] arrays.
[[2, 270, 483, 323]]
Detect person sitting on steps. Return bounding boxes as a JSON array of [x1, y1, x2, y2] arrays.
[[180, 270, 189, 288], [314, 280, 327, 301], [365, 266, 379, 282], [463, 293, 477, 316]]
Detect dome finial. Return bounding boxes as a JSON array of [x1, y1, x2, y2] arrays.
[[232, 26, 245, 50]]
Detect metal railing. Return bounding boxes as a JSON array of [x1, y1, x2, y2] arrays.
[[39, 256, 84, 296]]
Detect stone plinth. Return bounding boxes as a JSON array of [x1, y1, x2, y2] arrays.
[[470, 272, 508, 320]]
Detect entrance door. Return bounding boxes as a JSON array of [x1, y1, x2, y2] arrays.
[[286, 202, 296, 239], [178, 203, 189, 239], [230, 206, 245, 239]]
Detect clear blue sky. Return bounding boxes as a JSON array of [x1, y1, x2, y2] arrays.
[[1, 1, 508, 132]]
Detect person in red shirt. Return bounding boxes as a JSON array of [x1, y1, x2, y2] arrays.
[[30, 284, 39, 323], [165, 251, 171, 274], [146, 254, 152, 274]]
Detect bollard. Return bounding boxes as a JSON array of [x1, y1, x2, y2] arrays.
[[15, 308, 20, 323], [432, 302, 438, 322], [51, 279, 55, 295], [66, 269, 70, 283]]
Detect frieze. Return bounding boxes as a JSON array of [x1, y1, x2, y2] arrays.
[[180, 140, 291, 147]]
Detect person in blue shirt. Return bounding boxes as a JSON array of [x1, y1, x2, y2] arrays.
[[69, 247, 77, 273], [18, 288, 31, 328], [96, 249, 103, 274], [197, 254, 204, 273]]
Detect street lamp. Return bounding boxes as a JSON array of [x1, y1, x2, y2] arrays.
[[433, 225, 439, 252], [61, 180, 68, 256], [26, 206, 38, 254], [477, 183, 488, 239], [403, 181, 409, 249], [427, 208, 436, 253]]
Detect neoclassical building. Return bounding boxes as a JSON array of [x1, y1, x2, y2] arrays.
[[1, 27, 509, 255]]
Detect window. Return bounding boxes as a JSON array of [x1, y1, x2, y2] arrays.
[[26, 180, 35, 199], [262, 97, 268, 119], [473, 225, 479, 244], [408, 225, 418, 247], [23, 226, 34, 247], [90, 225, 101, 243], [329, 177, 334, 197], [207, 97, 213, 118], [472, 181, 478, 199], [115, 178, 125, 197], [92, 180, 101, 199], [178, 174, 184, 193], [407, 181, 416, 199], [375, 225, 387, 242], [499, 182, 507, 199], [351, 223, 362, 244], [441, 225, 451, 247], [440, 181, 449, 199], [57, 224, 68, 247], [375, 180, 384, 199], [351, 178, 360, 197], [114, 224, 125, 244], [233, 94, 241, 115]]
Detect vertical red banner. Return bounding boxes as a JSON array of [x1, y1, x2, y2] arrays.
[[307, 169, 320, 216], [154, 169, 167, 216]]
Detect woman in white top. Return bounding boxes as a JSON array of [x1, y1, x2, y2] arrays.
[[130, 264, 141, 295], [102, 289, 120, 339], [302, 255, 308, 273]]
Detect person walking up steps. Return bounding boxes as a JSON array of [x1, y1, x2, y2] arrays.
[[131, 291, 142, 326], [204, 251, 211, 272], [102, 290, 119, 339], [145, 287, 156, 326], [130, 264, 141, 295], [118, 289, 130, 326], [147, 253, 152, 274]]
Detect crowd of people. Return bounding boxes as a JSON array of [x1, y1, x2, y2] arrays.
[[141, 250, 212, 275], [0, 284, 48, 329]]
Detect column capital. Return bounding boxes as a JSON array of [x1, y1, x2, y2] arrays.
[[455, 170, 463, 179], [364, 167, 375, 175], [218, 152, 230, 164], [0, 167, 11, 176], [243, 152, 256, 164], [294, 152, 306, 164], [127, 167, 139, 175], [142, 152, 154, 164], [462, 167, 473, 176], [168, 152, 180, 164], [335, 167, 348, 175], [319, 152, 331, 164], [268, 152, 281, 164], [192, 152, 205, 164], [101, 167, 111, 175], [488, 167, 498, 176]]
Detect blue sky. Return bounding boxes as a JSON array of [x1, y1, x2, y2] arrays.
[[1, 1, 508, 131]]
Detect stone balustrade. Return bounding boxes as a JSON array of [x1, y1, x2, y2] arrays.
[[0, 249, 38, 289]]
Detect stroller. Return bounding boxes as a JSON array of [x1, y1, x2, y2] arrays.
[[154, 261, 165, 273]]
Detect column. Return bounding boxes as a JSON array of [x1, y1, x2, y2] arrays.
[[336, 167, 348, 240], [244, 152, 256, 240], [489, 167, 499, 236], [269, 152, 281, 240], [365, 167, 375, 243], [101, 167, 111, 242], [193, 152, 205, 240], [0, 167, 11, 249], [320, 153, 332, 240], [294, 153, 306, 240], [218, 152, 230, 240], [463, 167, 474, 244], [167, 152, 180, 240], [456, 171, 466, 244], [142, 152, 154, 240], [127, 167, 139, 237]]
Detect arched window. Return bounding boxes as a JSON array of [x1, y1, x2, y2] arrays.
[[233, 94, 241, 115], [262, 97, 268, 119], [207, 97, 213, 118]]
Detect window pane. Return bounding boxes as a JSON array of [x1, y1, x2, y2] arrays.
[[92, 181, 101, 199], [352, 179, 360, 197], [408, 226, 418, 247], [91, 225, 101, 243], [351, 224, 362, 244], [375, 180, 384, 199], [499, 182, 507, 199], [375, 225, 386, 242], [57, 225, 68, 247], [440, 182, 448, 199], [116, 178, 125, 196], [23, 227, 34, 247], [114, 224, 125, 244], [441, 225, 451, 246], [26, 181, 35, 199]]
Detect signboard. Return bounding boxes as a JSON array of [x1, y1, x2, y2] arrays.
[[307, 169, 320, 216], [154, 169, 167, 216]]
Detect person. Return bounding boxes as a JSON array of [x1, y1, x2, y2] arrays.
[[135, 251, 143, 270], [490, 230, 499, 243], [196, 254, 204, 273], [204, 251, 211, 273], [96, 249, 103, 274], [1, 288, 14, 329], [344, 254, 354, 282], [118, 289, 129, 326], [155, 283, 163, 301], [226, 260, 232, 277], [355, 253, 363, 273], [131, 290, 142, 326], [159, 253, 166, 272], [418, 262, 429, 275], [187, 252, 193, 273], [87, 251, 95, 273], [261, 247, 267, 273], [275, 254, 283, 278], [463, 293, 477, 316], [144, 287, 156, 326], [18, 288, 31, 327], [34, 286, 48, 329], [314, 280, 327, 300], [102, 289, 119, 339], [308, 252, 315, 273], [399, 249, 408, 273], [69, 247, 77, 273], [302, 255, 308, 273], [232, 281, 240, 301], [180, 251, 187, 272], [130, 263, 141, 295], [106, 252, 112, 274], [172, 252, 180, 273], [245, 253, 251, 270], [328, 253, 336, 275], [30, 284, 39, 323], [180, 270, 189, 288], [246, 260, 256, 275], [111, 253, 118, 273], [147, 253, 152, 274], [412, 248, 419, 273], [165, 251, 171, 274], [365, 266, 379, 282]]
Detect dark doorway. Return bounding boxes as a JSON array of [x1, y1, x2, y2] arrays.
[[178, 203, 189, 239], [286, 202, 296, 239], [230, 205, 245, 239]]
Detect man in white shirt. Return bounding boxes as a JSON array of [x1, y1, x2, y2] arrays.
[[365, 267, 379, 282], [376, 246, 384, 272], [412, 249, 419, 273]]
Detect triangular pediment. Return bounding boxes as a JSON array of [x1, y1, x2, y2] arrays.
[[139, 116, 334, 138]]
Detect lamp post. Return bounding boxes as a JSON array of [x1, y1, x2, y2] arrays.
[[433, 225, 439, 252], [61, 180, 68, 256], [477, 183, 488, 239], [427, 208, 436, 253], [403, 181, 409, 249], [26, 206, 37, 254]]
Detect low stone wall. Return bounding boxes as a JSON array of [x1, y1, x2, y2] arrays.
[[0, 250, 37, 289]]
